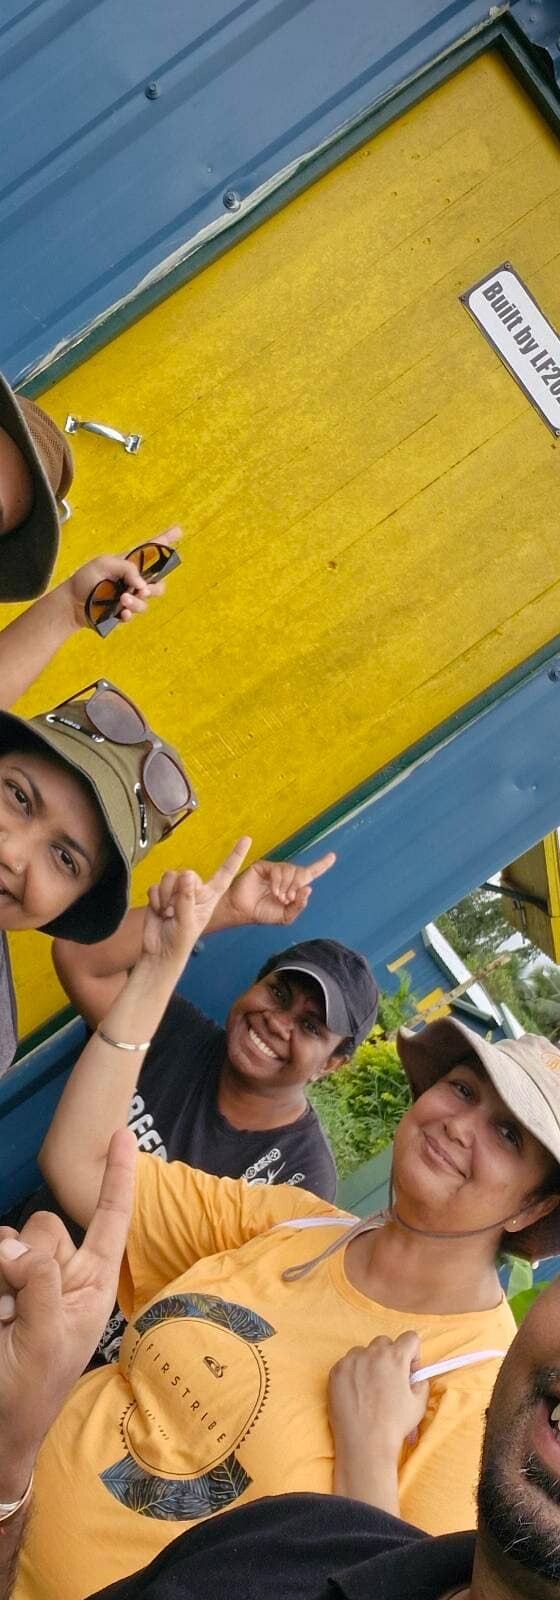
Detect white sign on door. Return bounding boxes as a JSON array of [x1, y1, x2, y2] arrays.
[[461, 263, 560, 436]]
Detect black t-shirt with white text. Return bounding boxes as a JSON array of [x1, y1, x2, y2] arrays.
[[128, 993, 337, 1198]]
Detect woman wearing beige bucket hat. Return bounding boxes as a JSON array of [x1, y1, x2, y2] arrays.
[[0, 677, 197, 1075], [394, 1016, 560, 1262], [0, 370, 178, 709], [20, 917, 560, 1594]]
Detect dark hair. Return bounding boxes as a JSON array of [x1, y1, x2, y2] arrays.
[[533, 1156, 560, 1202]]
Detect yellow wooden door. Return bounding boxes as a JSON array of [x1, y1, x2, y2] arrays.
[[6, 47, 560, 1033]]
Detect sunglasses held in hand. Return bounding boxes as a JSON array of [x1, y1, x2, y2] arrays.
[[86, 542, 181, 637]]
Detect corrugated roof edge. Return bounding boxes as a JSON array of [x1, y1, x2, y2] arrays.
[[512, 0, 560, 90], [17, 8, 532, 397]]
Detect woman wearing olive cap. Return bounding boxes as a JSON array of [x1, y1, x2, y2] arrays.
[[0, 679, 195, 1074], [22, 868, 560, 1599]]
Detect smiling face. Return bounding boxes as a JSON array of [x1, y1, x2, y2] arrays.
[[0, 747, 109, 931], [477, 1276, 560, 1593], [392, 1055, 555, 1239], [225, 969, 348, 1092]]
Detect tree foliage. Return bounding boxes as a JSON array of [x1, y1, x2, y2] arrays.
[[520, 965, 560, 1040], [437, 889, 512, 959], [437, 890, 542, 1034]]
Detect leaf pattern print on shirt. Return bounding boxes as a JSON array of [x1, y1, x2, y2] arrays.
[[101, 1293, 276, 1520]]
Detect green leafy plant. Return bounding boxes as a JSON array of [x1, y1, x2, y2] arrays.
[[309, 979, 414, 1177], [376, 973, 416, 1033], [508, 1285, 546, 1325], [503, 1256, 555, 1325]]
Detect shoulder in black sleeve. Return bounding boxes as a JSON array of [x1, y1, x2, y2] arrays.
[[84, 1493, 475, 1600]]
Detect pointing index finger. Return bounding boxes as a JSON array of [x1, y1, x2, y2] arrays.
[[79, 1129, 137, 1275], [209, 836, 252, 899], [299, 850, 336, 884]]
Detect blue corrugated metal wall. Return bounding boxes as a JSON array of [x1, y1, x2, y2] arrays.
[[181, 655, 560, 1025], [4, 648, 560, 1212], [0, 0, 545, 383]]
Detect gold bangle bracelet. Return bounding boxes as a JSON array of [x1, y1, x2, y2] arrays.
[[97, 1027, 152, 1052], [0, 1473, 33, 1522]]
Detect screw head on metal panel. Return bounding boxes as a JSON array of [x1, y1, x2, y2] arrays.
[[223, 189, 241, 212], [548, 668, 560, 682], [145, 81, 160, 99]]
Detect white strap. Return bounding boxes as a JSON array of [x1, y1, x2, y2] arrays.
[[410, 1349, 506, 1385], [269, 1214, 355, 1232]]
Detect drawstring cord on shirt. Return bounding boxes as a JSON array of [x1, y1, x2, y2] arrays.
[[281, 1210, 389, 1281], [278, 1209, 507, 1380], [281, 1153, 534, 1284]]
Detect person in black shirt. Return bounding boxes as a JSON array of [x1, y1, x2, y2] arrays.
[[1, 1155, 560, 1600], [52, 849, 379, 1204], [26, 851, 377, 1364]]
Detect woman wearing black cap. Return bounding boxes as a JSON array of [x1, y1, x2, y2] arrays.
[[24, 860, 560, 1600]]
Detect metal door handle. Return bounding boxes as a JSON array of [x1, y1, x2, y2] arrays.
[[65, 414, 142, 454]]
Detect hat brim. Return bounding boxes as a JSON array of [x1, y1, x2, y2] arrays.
[[0, 374, 64, 601], [274, 959, 353, 1042], [0, 709, 129, 943], [397, 1017, 560, 1261]]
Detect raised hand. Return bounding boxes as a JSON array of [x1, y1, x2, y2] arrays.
[[142, 837, 252, 968], [65, 524, 182, 628], [0, 1130, 136, 1497], [225, 849, 336, 928]]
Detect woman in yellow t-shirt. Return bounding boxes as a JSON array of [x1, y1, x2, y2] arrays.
[[16, 847, 560, 1600]]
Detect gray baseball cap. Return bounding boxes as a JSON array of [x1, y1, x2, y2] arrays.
[[259, 937, 379, 1047]]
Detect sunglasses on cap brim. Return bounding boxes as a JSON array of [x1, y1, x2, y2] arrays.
[[45, 679, 197, 846], [85, 543, 181, 638]]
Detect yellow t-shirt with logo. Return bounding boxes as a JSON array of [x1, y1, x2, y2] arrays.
[[16, 1157, 515, 1600]]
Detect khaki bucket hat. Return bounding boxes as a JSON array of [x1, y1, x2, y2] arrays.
[[0, 683, 196, 943], [0, 372, 74, 601], [397, 1017, 560, 1261]]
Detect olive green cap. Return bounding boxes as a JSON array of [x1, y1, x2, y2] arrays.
[[0, 691, 192, 943]]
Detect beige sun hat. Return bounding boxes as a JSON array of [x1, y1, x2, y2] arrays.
[[0, 373, 74, 600], [397, 1017, 560, 1261], [0, 683, 196, 943]]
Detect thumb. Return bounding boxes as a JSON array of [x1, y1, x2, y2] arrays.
[[396, 1330, 422, 1370], [154, 524, 182, 546]]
